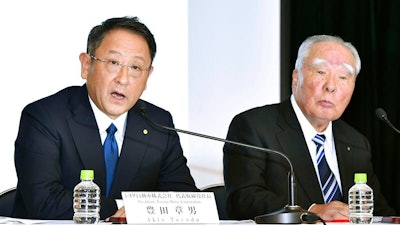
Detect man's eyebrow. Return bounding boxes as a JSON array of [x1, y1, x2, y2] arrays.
[[311, 58, 355, 75], [342, 63, 355, 75], [311, 58, 328, 67], [106, 50, 147, 65]]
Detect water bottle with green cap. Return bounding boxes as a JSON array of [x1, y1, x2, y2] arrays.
[[348, 173, 374, 224], [73, 170, 101, 224]]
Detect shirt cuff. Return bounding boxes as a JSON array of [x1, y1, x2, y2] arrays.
[[308, 203, 316, 211], [116, 199, 124, 209]]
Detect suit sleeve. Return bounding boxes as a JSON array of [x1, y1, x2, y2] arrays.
[[13, 104, 75, 219]]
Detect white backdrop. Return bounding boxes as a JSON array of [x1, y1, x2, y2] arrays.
[[187, 0, 280, 188], [0, 0, 280, 192]]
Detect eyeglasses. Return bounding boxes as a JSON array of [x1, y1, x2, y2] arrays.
[[89, 54, 150, 77]]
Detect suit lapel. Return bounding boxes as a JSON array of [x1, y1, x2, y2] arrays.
[[332, 122, 354, 200], [65, 87, 154, 196], [275, 99, 324, 203], [109, 103, 152, 196], [67, 85, 107, 189]]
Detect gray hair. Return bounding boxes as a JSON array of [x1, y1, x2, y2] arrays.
[[294, 35, 361, 76]]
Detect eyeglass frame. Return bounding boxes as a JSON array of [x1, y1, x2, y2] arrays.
[[89, 54, 151, 77]]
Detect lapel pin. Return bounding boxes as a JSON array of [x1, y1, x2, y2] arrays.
[[143, 129, 148, 135]]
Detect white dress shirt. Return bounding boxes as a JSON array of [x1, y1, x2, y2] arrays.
[[290, 95, 342, 194], [89, 97, 127, 156]]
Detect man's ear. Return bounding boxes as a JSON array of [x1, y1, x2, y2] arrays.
[[79, 53, 91, 79], [292, 69, 298, 92], [144, 66, 154, 90]]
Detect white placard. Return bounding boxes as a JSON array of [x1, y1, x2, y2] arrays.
[[122, 191, 219, 224]]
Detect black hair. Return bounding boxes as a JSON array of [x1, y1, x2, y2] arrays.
[[87, 16, 157, 63]]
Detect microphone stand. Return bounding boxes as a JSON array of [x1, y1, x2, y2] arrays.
[[139, 101, 318, 224], [254, 174, 312, 224]]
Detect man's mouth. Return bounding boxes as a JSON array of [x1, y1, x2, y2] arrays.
[[112, 92, 125, 99]]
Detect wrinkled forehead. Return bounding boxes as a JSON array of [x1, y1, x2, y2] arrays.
[[311, 58, 355, 75], [306, 41, 356, 75]]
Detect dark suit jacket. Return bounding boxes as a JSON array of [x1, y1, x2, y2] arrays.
[[13, 85, 198, 220], [223, 97, 394, 220]]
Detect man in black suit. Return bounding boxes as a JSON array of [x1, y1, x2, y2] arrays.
[[13, 16, 198, 220], [223, 35, 394, 220]]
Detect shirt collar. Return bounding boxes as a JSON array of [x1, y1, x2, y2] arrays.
[[88, 96, 127, 136], [290, 94, 333, 141]]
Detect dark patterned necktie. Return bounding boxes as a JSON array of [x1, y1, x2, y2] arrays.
[[104, 123, 118, 197], [312, 134, 342, 202]]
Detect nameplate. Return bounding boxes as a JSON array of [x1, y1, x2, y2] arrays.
[[122, 191, 219, 224]]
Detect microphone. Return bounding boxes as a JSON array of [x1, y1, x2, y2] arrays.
[[376, 108, 400, 134], [138, 100, 318, 224]]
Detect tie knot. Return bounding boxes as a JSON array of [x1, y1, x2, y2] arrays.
[[107, 123, 117, 135], [312, 134, 325, 146]]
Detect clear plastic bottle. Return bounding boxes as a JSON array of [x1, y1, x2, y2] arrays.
[[348, 173, 374, 224], [73, 170, 101, 224]]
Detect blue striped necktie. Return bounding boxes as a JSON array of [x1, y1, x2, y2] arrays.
[[312, 134, 341, 203], [104, 123, 118, 197]]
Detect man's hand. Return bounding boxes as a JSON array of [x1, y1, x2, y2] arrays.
[[105, 206, 126, 222], [309, 201, 349, 220]]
